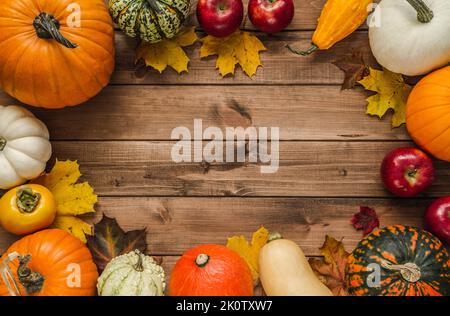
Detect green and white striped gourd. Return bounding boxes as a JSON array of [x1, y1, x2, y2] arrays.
[[109, 0, 190, 43], [97, 250, 166, 296]]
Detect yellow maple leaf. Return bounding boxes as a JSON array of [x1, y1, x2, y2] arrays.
[[200, 31, 266, 77], [226, 226, 269, 283], [358, 68, 412, 127], [51, 216, 93, 243], [136, 27, 198, 74], [33, 160, 97, 242]]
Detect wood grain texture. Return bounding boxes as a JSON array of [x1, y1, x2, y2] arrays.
[[113, 31, 373, 85], [0, 86, 407, 141], [45, 141, 449, 197], [0, 197, 427, 256]]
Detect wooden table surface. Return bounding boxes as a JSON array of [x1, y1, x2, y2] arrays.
[[0, 0, 449, 285]]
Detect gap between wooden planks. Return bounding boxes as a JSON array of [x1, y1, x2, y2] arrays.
[[2, 85, 406, 141], [38, 141, 449, 198]]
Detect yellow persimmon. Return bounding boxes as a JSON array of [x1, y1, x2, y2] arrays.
[[0, 184, 56, 235]]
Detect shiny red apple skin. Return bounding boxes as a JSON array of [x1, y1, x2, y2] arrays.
[[380, 147, 435, 197], [248, 0, 294, 34], [197, 0, 244, 38], [425, 197, 450, 245]]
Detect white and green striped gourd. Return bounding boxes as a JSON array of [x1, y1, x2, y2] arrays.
[[97, 250, 166, 296]]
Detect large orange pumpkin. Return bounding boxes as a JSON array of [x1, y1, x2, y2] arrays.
[[0, 0, 115, 109], [169, 244, 254, 296], [0, 229, 98, 296], [406, 66, 450, 162]]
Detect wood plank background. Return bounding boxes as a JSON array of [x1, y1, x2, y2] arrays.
[[0, 0, 448, 291]]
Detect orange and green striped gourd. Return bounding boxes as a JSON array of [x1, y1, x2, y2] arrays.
[[346, 225, 450, 296]]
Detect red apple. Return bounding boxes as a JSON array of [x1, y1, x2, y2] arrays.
[[380, 147, 435, 197], [425, 197, 450, 245], [248, 0, 294, 34], [197, 0, 244, 38]]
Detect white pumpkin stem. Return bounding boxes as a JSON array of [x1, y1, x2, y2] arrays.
[[0, 137, 6, 151], [406, 0, 434, 23], [195, 254, 210, 268], [133, 251, 145, 272]]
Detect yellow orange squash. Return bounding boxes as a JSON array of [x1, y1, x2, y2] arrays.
[[406, 66, 450, 162], [288, 0, 372, 55]]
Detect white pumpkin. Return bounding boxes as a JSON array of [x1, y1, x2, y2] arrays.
[[0, 106, 52, 189], [369, 0, 450, 76], [97, 250, 166, 296]]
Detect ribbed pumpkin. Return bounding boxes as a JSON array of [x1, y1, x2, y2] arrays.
[[289, 0, 372, 55], [0, 229, 98, 296], [346, 225, 450, 296], [406, 66, 450, 162], [97, 250, 166, 296], [109, 0, 191, 43], [169, 244, 254, 296], [0, 0, 115, 109]]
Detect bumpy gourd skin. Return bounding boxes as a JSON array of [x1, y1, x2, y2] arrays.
[[97, 250, 166, 296], [313, 0, 373, 50], [346, 225, 450, 296], [109, 0, 191, 43]]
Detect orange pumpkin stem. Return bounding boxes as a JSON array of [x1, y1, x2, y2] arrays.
[[16, 188, 41, 214], [406, 0, 434, 23], [195, 254, 210, 268], [33, 13, 77, 49], [0, 137, 5, 151], [17, 254, 45, 295]]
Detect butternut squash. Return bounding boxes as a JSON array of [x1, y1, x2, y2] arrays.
[[288, 0, 372, 55], [259, 235, 333, 296]]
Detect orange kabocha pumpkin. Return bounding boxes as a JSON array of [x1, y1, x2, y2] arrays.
[[169, 244, 253, 296], [0, 229, 98, 296], [407, 66, 450, 162], [0, 0, 115, 109]]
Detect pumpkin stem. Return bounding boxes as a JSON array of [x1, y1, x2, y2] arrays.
[[33, 13, 77, 48], [133, 250, 145, 272], [0, 137, 6, 151], [0, 252, 21, 296], [17, 254, 45, 295], [146, 0, 162, 13], [268, 232, 283, 242], [286, 44, 318, 56], [381, 260, 421, 283], [195, 254, 210, 268], [16, 187, 41, 214], [406, 0, 434, 23]]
